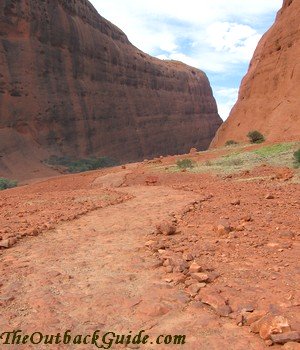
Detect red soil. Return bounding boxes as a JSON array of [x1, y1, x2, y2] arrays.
[[0, 154, 299, 349]]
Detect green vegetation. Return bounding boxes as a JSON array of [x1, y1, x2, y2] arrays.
[[253, 143, 293, 158], [45, 156, 118, 173], [158, 142, 300, 179], [293, 148, 300, 168], [247, 130, 265, 144], [225, 140, 238, 146], [176, 159, 195, 169], [67, 157, 117, 173], [199, 152, 246, 173], [0, 178, 18, 190]]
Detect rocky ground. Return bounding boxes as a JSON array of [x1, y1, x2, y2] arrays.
[[0, 146, 299, 349]]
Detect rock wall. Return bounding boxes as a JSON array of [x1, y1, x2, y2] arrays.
[[211, 0, 300, 147], [0, 0, 221, 179]]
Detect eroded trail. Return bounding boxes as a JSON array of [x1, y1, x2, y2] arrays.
[[0, 176, 267, 349]]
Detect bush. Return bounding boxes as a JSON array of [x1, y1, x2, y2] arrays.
[[0, 178, 18, 190], [225, 140, 238, 146], [68, 157, 117, 173], [44, 156, 118, 173], [247, 130, 265, 144], [176, 159, 194, 169], [293, 148, 300, 167]]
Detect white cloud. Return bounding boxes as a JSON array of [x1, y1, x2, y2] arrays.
[[217, 87, 239, 99], [214, 87, 239, 120], [206, 22, 261, 57], [93, 0, 282, 27], [90, 0, 282, 119]]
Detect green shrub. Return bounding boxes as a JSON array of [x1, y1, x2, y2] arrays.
[[247, 130, 265, 144], [68, 157, 117, 173], [293, 148, 300, 167], [225, 140, 238, 146], [44, 156, 118, 173], [176, 159, 194, 169], [0, 178, 18, 190], [254, 143, 293, 158]]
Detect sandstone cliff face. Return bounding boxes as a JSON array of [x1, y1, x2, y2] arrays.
[[211, 0, 300, 147], [0, 0, 221, 179]]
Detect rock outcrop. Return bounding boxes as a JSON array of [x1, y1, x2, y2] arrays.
[[0, 0, 221, 179], [211, 0, 300, 147]]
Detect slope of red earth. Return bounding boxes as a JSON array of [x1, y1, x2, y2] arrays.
[[0, 152, 299, 349], [0, 168, 132, 244]]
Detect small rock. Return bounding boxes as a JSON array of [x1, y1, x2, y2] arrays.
[[145, 176, 159, 185], [283, 342, 300, 350], [30, 228, 39, 236], [156, 221, 176, 235], [0, 296, 15, 306], [189, 262, 202, 273], [229, 232, 239, 239], [235, 225, 245, 232], [186, 283, 203, 296], [265, 340, 273, 346], [199, 288, 230, 317], [145, 240, 156, 247], [0, 239, 10, 248], [172, 273, 187, 285], [174, 265, 188, 274], [265, 194, 275, 199], [241, 310, 267, 326], [215, 220, 232, 236], [242, 215, 253, 222], [182, 253, 194, 261], [165, 266, 173, 273], [143, 303, 170, 317], [151, 260, 163, 268], [0, 237, 17, 248], [250, 314, 269, 333], [240, 304, 255, 313], [206, 271, 220, 283], [216, 304, 232, 317], [271, 332, 300, 345], [251, 315, 291, 340], [216, 224, 230, 236], [191, 273, 209, 283], [231, 199, 241, 205], [163, 258, 170, 267], [165, 277, 173, 283], [184, 279, 193, 287], [279, 231, 295, 240]]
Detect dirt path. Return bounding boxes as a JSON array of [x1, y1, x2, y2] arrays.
[[0, 174, 268, 349]]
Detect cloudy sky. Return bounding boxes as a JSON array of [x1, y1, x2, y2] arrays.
[[90, 0, 282, 120]]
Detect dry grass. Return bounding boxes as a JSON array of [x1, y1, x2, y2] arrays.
[[155, 142, 300, 178]]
